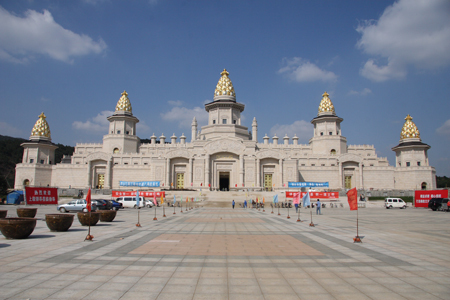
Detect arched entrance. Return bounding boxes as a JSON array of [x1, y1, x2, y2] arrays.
[[421, 182, 427, 190], [23, 179, 30, 186]]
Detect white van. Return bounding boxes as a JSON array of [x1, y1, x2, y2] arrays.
[[385, 198, 407, 209], [117, 196, 146, 208]]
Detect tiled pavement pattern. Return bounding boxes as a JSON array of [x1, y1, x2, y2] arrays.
[[0, 204, 450, 299]]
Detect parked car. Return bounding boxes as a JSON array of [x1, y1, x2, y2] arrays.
[[428, 198, 449, 211], [146, 199, 155, 208], [385, 198, 407, 209], [117, 196, 146, 208], [91, 199, 113, 210], [106, 200, 123, 211], [57, 199, 97, 213]]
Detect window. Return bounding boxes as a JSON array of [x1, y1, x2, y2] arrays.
[[124, 163, 128, 165], [233, 120, 237, 124], [76, 162, 80, 164], [406, 162, 410, 167], [329, 132, 332, 135], [113, 148, 119, 154], [222, 119, 227, 124], [29, 159, 34, 163], [134, 163, 138, 165], [321, 164, 325, 166], [311, 164, 315, 166], [40, 160, 44, 164], [117, 130, 121, 134], [126, 131, 130, 135], [213, 120, 216, 124], [417, 162, 421, 166], [114, 162, 118, 165], [331, 164, 335, 166], [144, 163, 148, 165], [370, 164, 374, 166], [398, 162, 401, 166], [330, 149, 336, 155], [301, 164, 305, 166], [320, 132, 324, 136]]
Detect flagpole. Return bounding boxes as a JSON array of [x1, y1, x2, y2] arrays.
[[354, 204, 362, 243], [287, 205, 290, 219], [85, 188, 94, 241], [309, 206, 314, 227], [297, 205, 302, 222]]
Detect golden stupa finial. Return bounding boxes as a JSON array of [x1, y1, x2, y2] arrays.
[[214, 69, 236, 98], [115, 90, 132, 113], [400, 114, 420, 140], [31, 112, 51, 139], [318, 91, 335, 115]]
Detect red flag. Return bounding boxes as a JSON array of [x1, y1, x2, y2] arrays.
[[86, 188, 92, 212], [347, 187, 358, 210], [293, 192, 300, 205]]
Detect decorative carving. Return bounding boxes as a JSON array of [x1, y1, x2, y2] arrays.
[[400, 114, 420, 140], [205, 139, 245, 154], [256, 150, 282, 159], [318, 92, 335, 115], [87, 152, 111, 162], [214, 69, 236, 97], [195, 167, 203, 180], [31, 112, 51, 138], [338, 153, 362, 164], [167, 149, 190, 159], [116, 91, 132, 113]]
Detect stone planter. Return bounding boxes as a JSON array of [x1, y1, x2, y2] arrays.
[[17, 208, 37, 218], [0, 217, 37, 239], [98, 210, 117, 222], [45, 214, 74, 232], [77, 212, 99, 226], [0, 210, 7, 218]]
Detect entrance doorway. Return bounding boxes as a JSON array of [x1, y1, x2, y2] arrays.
[[97, 174, 104, 189], [219, 172, 230, 191], [176, 173, 184, 189], [345, 176, 352, 189], [264, 174, 273, 191]]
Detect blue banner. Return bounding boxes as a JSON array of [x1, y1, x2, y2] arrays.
[[120, 181, 160, 187], [288, 182, 329, 188]]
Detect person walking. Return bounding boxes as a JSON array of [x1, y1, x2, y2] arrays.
[[232, 200, 235, 209], [244, 200, 247, 208], [295, 202, 299, 213], [316, 199, 321, 215]]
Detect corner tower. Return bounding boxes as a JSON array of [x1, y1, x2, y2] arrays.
[[102, 91, 140, 154], [309, 92, 347, 155], [392, 115, 430, 168], [200, 69, 250, 140]]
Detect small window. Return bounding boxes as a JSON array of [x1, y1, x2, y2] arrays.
[[111, 131, 113, 133], [40, 160, 44, 164], [29, 159, 34, 163], [311, 164, 315, 166], [222, 119, 227, 124], [144, 163, 148, 165], [134, 163, 138, 165], [320, 132, 324, 136], [126, 131, 130, 135], [331, 164, 335, 166], [76, 162, 80, 164], [124, 163, 128, 165], [417, 162, 421, 166], [233, 120, 237, 124], [117, 130, 121, 134], [301, 164, 305, 166], [329, 132, 332, 135], [213, 120, 216, 124], [49, 161, 52, 164], [321, 164, 325, 166], [113, 148, 119, 154], [330, 149, 336, 155], [370, 164, 374, 166], [398, 162, 401, 166], [114, 162, 118, 165], [393, 199, 398, 202], [406, 162, 410, 167]]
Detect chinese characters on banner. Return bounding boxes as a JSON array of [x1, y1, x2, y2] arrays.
[[285, 191, 339, 199], [119, 181, 160, 187], [112, 191, 166, 198], [288, 182, 329, 188], [414, 190, 449, 208], [25, 187, 58, 205]]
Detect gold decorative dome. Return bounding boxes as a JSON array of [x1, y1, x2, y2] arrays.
[[31, 112, 51, 139], [214, 69, 236, 97], [115, 90, 132, 113], [400, 114, 420, 140], [318, 92, 335, 115]]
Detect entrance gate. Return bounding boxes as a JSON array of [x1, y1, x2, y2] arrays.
[[264, 174, 273, 191], [176, 173, 184, 189], [345, 176, 352, 189], [97, 174, 104, 189], [219, 172, 230, 191]]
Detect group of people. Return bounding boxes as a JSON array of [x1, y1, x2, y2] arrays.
[[233, 198, 323, 215]]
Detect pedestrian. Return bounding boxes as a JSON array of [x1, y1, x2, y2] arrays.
[[232, 200, 235, 209], [316, 199, 321, 215], [295, 202, 299, 213], [244, 200, 247, 208]]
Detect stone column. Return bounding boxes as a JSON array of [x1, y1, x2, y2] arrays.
[[86, 160, 91, 188], [189, 158, 193, 187], [239, 154, 244, 186], [359, 163, 364, 190], [338, 162, 343, 188], [256, 158, 261, 188], [104, 160, 111, 189], [205, 154, 210, 188], [279, 158, 283, 188], [166, 158, 170, 187]]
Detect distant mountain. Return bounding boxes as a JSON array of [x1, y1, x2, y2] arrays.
[[0, 135, 74, 191]]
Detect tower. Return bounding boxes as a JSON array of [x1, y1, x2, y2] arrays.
[[309, 92, 347, 155], [191, 117, 197, 142], [103, 91, 140, 154], [200, 69, 250, 140]]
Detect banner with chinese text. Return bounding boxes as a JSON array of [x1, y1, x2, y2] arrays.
[[112, 191, 165, 198], [414, 190, 448, 208], [119, 181, 160, 187], [25, 187, 58, 205], [285, 191, 338, 199], [288, 182, 329, 188]]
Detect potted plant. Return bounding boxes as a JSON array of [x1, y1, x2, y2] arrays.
[[0, 217, 37, 239], [45, 214, 74, 231]]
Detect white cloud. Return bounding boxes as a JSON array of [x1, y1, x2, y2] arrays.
[[348, 88, 372, 96], [161, 106, 208, 129], [0, 121, 23, 137], [72, 110, 112, 133], [0, 6, 107, 64], [278, 57, 337, 82], [168, 100, 183, 106], [437, 120, 450, 138], [357, 0, 450, 81], [269, 120, 312, 143]]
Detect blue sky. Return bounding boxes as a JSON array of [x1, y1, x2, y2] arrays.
[[1, 0, 450, 176]]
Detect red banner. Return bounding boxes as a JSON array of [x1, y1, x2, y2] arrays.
[[25, 187, 58, 205], [414, 190, 448, 208], [285, 191, 339, 199], [347, 187, 358, 210], [112, 191, 165, 198]]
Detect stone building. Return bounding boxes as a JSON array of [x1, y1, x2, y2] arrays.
[[15, 69, 436, 191]]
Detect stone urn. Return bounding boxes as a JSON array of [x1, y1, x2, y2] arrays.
[[0, 210, 7, 218], [98, 210, 117, 222], [77, 212, 99, 226], [17, 207, 37, 218], [45, 214, 74, 232], [0, 217, 37, 239]]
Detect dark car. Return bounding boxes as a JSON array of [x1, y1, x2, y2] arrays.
[[428, 198, 449, 211], [106, 200, 123, 211], [92, 199, 113, 210]]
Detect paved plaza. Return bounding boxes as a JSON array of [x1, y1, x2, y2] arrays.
[[1, 202, 450, 300]]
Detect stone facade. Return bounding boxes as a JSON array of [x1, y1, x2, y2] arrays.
[[15, 70, 436, 191]]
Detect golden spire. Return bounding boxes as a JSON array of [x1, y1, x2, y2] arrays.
[[318, 92, 335, 115], [30, 112, 51, 138], [214, 69, 236, 97], [115, 90, 132, 113], [400, 114, 421, 140]]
